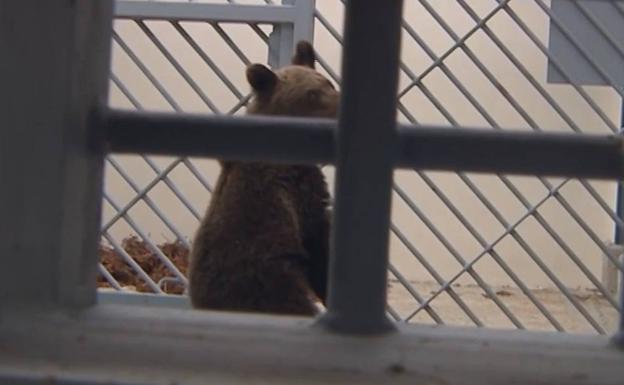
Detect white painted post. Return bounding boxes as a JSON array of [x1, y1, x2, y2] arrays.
[[0, 1, 114, 307], [292, 0, 316, 46], [268, 25, 294, 68], [269, 0, 316, 68], [602, 243, 623, 296]]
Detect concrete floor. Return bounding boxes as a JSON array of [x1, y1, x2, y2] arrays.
[[388, 279, 619, 335]]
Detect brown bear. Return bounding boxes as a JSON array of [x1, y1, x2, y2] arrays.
[[188, 41, 339, 316]]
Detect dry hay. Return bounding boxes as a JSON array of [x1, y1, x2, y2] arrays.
[[98, 236, 189, 294]]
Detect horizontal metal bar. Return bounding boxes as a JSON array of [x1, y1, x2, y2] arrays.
[[103, 109, 334, 164], [102, 109, 624, 179], [97, 290, 190, 309], [398, 127, 624, 179], [1, 305, 623, 385], [114, 1, 296, 23]]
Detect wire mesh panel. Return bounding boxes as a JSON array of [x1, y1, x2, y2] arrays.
[[101, 0, 624, 336], [102, 0, 276, 294]]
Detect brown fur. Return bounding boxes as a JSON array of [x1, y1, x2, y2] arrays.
[[188, 41, 338, 316], [246, 65, 338, 118]]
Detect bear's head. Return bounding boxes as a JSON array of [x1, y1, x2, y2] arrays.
[[245, 41, 339, 118]]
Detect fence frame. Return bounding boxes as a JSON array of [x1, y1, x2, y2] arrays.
[[115, 0, 315, 67], [1, 0, 624, 384]]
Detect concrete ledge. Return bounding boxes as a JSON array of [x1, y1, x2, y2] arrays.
[[0, 304, 622, 385], [97, 290, 191, 309]]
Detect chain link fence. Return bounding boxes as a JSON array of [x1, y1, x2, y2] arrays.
[[101, 0, 624, 335]]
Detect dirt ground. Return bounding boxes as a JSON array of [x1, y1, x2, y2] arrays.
[[99, 237, 619, 335]]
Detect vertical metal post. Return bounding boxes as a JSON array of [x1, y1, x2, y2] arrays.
[[0, 1, 113, 307], [614, 254, 624, 347], [615, 102, 624, 347], [292, 0, 316, 46], [615, 185, 623, 245], [268, 22, 294, 68], [320, 0, 404, 334], [269, 0, 315, 68]]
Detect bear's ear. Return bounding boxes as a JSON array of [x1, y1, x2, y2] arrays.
[[246, 64, 278, 94], [292, 40, 315, 68]]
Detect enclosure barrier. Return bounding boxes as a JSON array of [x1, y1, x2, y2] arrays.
[[100, 0, 624, 336], [2, 0, 624, 384], [106, 110, 624, 179]]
